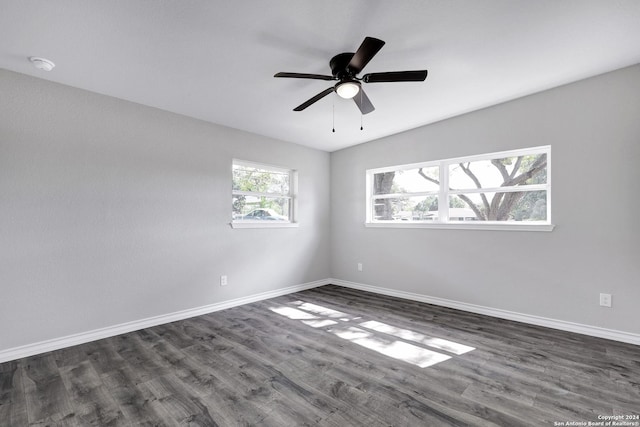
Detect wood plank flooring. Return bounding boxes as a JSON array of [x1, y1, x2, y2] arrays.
[[1, 285, 639, 426]]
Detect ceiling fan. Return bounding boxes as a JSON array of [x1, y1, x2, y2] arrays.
[[274, 37, 428, 115]]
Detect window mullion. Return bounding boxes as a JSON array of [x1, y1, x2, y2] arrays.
[[448, 184, 549, 195], [233, 190, 291, 199], [372, 191, 440, 199], [439, 161, 449, 222]]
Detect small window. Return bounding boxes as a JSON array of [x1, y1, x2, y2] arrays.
[[232, 160, 297, 228], [366, 146, 552, 231]]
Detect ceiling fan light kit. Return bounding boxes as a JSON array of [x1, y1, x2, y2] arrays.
[[274, 36, 428, 116], [336, 80, 360, 99]]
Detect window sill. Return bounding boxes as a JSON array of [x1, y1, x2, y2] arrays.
[[231, 221, 299, 229], [365, 222, 555, 232]]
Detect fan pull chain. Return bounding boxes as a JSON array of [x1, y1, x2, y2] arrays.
[[360, 89, 364, 130], [332, 99, 335, 133]]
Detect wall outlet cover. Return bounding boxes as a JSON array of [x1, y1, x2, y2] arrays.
[[599, 293, 612, 307]]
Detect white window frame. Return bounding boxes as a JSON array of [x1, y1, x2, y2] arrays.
[[231, 159, 298, 229], [365, 146, 554, 231]]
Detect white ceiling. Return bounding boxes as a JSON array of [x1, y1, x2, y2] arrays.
[[2, 1, 640, 152]]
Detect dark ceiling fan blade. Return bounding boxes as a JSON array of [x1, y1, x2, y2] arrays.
[[274, 72, 335, 81], [347, 37, 385, 74], [293, 87, 335, 111], [363, 70, 428, 83], [353, 88, 375, 115]]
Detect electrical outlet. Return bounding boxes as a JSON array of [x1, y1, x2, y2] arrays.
[[220, 275, 228, 286], [599, 293, 612, 307], [357, 263, 363, 272]]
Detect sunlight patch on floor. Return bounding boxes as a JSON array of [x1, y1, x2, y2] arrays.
[[330, 326, 451, 368], [270, 299, 475, 368], [295, 302, 352, 319], [302, 319, 339, 328], [270, 306, 317, 320], [358, 320, 475, 355]]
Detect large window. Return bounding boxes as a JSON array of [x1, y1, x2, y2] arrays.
[[366, 146, 552, 231], [232, 160, 297, 228]]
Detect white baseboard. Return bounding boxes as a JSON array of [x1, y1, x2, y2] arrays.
[[0, 279, 329, 363], [330, 279, 640, 346]]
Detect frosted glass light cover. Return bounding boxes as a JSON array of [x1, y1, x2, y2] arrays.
[[336, 81, 360, 99]]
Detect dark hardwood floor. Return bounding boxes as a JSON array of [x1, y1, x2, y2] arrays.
[[1, 285, 639, 426]]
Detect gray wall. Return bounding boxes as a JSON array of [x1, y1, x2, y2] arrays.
[[0, 69, 331, 351], [330, 65, 640, 335], [2, 64, 639, 354]]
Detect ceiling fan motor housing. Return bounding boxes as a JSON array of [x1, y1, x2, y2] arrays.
[[330, 52, 356, 79]]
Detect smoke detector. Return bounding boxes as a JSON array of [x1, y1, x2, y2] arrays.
[[29, 57, 55, 71]]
